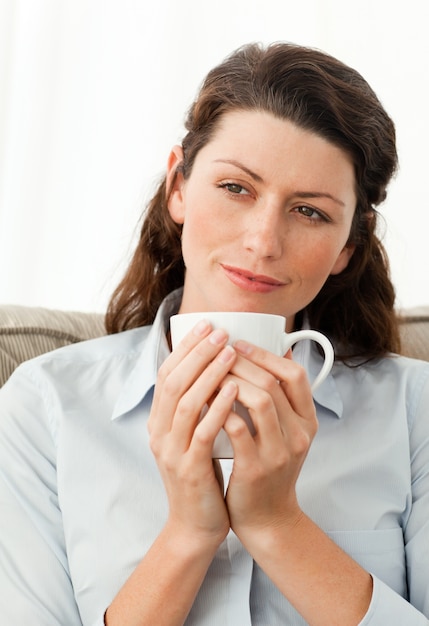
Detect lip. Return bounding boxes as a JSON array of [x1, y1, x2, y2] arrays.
[[221, 264, 286, 293]]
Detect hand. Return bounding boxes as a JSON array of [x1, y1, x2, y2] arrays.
[[222, 340, 318, 542], [148, 321, 238, 546]]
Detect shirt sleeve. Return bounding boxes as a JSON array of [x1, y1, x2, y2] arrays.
[[404, 364, 429, 616], [0, 364, 85, 625], [357, 576, 429, 625], [359, 363, 429, 625]]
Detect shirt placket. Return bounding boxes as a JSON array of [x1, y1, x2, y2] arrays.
[[221, 460, 253, 625]]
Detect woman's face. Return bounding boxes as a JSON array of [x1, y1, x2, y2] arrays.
[[167, 110, 357, 329]]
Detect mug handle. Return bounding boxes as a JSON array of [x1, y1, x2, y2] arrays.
[[283, 330, 334, 392]]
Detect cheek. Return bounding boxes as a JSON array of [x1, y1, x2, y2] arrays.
[[182, 197, 231, 249], [180, 209, 217, 266], [294, 236, 346, 281]]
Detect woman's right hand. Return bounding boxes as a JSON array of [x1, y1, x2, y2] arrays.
[[148, 320, 237, 547]]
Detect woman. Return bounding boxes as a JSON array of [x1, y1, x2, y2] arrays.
[[1, 43, 429, 625]]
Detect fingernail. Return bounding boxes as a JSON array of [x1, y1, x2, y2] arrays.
[[209, 328, 228, 345], [217, 345, 235, 364], [193, 319, 211, 336], [221, 381, 237, 398], [234, 340, 253, 355]]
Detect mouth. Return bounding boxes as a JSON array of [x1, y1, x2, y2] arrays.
[[221, 264, 286, 293]]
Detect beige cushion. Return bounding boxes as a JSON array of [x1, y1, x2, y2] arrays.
[[0, 305, 105, 387], [0, 304, 428, 388], [399, 307, 429, 361]]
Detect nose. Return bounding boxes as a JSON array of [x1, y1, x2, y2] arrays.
[[242, 204, 283, 260]]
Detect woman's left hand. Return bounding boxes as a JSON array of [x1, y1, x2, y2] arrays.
[[222, 342, 373, 626], [222, 340, 318, 543]]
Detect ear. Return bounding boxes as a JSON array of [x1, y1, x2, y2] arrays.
[[330, 243, 356, 275], [166, 145, 186, 225]]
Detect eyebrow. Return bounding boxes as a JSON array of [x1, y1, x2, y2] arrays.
[[213, 159, 264, 183], [293, 191, 346, 208], [213, 158, 346, 208]]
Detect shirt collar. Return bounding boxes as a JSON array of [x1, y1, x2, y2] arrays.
[[111, 289, 183, 420], [112, 291, 343, 421]]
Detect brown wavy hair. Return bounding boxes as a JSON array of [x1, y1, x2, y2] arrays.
[[106, 42, 400, 361]]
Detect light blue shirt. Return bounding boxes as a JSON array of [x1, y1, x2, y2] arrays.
[[1, 289, 429, 625]]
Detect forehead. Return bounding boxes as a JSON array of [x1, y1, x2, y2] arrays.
[[203, 109, 352, 159], [194, 110, 356, 194]]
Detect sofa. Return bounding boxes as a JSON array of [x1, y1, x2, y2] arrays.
[[0, 305, 106, 387], [0, 304, 428, 387]]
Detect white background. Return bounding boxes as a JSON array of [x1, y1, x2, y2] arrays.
[[0, 0, 428, 313]]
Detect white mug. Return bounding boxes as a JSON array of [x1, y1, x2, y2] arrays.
[[170, 311, 334, 458]]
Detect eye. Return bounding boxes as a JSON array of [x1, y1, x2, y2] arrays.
[[218, 182, 250, 196], [294, 205, 328, 222]]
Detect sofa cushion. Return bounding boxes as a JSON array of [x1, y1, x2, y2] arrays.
[[399, 307, 429, 362], [0, 305, 105, 387], [0, 304, 428, 388]]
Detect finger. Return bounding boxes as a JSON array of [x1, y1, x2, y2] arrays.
[[149, 320, 212, 427], [165, 319, 213, 374], [223, 371, 286, 450], [233, 341, 315, 418], [171, 346, 237, 449], [224, 375, 315, 480], [149, 327, 229, 435], [190, 380, 238, 459], [224, 353, 317, 454]]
